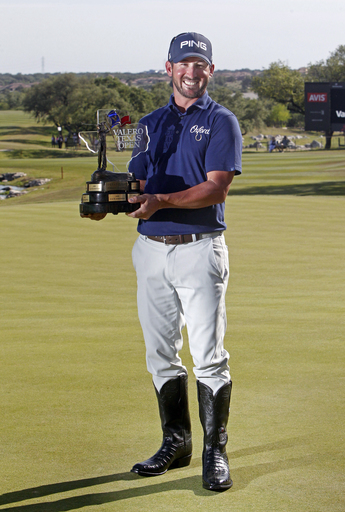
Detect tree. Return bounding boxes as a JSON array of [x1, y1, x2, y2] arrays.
[[0, 89, 23, 110], [22, 74, 150, 135], [22, 73, 99, 133], [251, 61, 305, 115], [308, 45, 345, 82], [209, 88, 269, 135], [94, 76, 154, 122], [241, 76, 252, 92], [150, 81, 172, 109]]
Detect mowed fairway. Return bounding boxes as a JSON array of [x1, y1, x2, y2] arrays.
[[1, 192, 344, 511]]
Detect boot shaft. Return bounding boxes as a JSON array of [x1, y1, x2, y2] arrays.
[[197, 381, 232, 448], [155, 375, 192, 439]]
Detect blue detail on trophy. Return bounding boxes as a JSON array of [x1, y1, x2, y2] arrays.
[[107, 110, 121, 128]]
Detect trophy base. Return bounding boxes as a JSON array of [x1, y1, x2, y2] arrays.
[[80, 170, 141, 217], [80, 201, 139, 215]]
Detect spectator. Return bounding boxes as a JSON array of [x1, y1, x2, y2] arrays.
[[269, 137, 277, 152], [281, 135, 289, 149]]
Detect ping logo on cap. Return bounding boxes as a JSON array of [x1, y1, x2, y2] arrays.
[[180, 40, 208, 51]]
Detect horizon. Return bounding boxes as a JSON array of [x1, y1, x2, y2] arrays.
[[0, 66, 310, 79]]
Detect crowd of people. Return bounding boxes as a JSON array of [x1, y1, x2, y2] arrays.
[[269, 135, 290, 152], [51, 133, 80, 149]]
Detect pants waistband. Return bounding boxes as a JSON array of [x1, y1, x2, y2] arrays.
[[145, 232, 221, 245]]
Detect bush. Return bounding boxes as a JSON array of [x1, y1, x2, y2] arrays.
[[266, 103, 290, 127]]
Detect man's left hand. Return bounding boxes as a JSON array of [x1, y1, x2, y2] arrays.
[[126, 194, 161, 220]]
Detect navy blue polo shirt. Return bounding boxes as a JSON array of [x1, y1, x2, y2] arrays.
[[128, 92, 242, 236]]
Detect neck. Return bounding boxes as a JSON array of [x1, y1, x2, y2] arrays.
[[172, 88, 205, 113]]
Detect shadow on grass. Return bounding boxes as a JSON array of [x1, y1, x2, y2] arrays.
[[0, 139, 52, 148], [5, 149, 93, 159], [0, 126, 54, 137], [0, 436, 318, 510], [230, 181, 345, 196]]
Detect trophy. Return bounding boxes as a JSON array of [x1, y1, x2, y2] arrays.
[[79, 109, 149, 216]]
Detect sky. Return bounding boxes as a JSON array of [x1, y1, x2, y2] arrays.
[[0, 0, 344, 75]]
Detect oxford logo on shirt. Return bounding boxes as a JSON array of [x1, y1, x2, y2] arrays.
[[190, 125, 210, 141]]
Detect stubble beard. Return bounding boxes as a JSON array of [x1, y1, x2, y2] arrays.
[[172, 76, 209, 100]]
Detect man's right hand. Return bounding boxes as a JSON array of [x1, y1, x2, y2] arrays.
[[80, 213, 107, 221]]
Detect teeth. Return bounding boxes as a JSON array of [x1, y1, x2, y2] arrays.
[[184, 80, 198, 86]]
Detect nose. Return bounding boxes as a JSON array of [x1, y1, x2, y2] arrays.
[[185, 63, 199, 78]]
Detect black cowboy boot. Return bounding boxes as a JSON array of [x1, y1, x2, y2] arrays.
[[197, 380, 232, 491], [131, 375, 192, 476]]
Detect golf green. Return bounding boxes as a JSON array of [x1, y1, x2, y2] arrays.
[[0, 194, 344, 511]]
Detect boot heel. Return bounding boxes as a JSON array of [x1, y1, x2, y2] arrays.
[[170, 453, 192, 470]]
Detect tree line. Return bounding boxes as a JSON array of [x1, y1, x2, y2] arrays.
[[1, 45, 344, 139], [16, 73, 269, 136]]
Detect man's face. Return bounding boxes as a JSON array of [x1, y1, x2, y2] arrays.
[[166, 57, 214, 101]]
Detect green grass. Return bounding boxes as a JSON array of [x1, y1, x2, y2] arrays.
[[1, 198, 344, 511], [232, 151, 345, 195], [0, 111, 344, 511]]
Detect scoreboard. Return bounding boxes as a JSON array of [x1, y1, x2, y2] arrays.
[[305, 82, 345, 132]]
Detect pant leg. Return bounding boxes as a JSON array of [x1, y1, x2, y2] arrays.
[[132, 235, 188, 390], [171, 235, 230, 394]]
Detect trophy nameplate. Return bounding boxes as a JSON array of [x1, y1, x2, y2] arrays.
[[88, 183, 103, 192]]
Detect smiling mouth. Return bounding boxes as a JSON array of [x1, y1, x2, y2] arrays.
[[183, 80, 199, 87]]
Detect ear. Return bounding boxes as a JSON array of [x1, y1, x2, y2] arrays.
[[209, 64, 215, 78], [165, 60, 173, 77]]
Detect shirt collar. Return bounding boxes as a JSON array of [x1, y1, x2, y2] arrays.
[[168, 91, 211, 115]]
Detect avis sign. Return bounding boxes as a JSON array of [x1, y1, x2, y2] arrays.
[[307, 93, 328, 103]]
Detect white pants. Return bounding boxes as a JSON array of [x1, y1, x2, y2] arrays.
[[132, 233, 230, 394]]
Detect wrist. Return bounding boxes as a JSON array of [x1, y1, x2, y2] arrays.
[[153, 193, 167, 209]]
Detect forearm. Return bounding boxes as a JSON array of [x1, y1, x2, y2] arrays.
[[155, 178, 228, 210], [127, 170, 236, 220]]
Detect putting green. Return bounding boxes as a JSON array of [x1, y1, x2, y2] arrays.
[[0, 195, 344, 511]]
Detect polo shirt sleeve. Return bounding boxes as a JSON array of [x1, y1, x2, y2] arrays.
[[205, 112, 242, 175]]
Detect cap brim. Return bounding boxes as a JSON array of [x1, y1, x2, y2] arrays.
[[170, 52, 212, 66]]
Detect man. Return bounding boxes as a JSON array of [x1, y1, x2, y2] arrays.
[[126, 32, 242, 492]]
